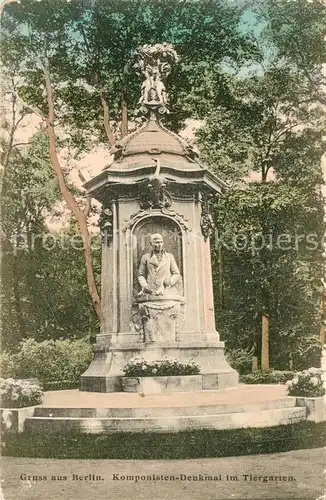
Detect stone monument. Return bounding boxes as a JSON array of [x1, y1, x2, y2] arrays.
[[81, 43, 238, 392]]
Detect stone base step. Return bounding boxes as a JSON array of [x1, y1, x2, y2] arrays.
[[33, 397, 296, 419], [24, 406, 306, 434]]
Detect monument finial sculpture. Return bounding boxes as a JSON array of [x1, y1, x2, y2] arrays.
[[134, 42, 179, 116]]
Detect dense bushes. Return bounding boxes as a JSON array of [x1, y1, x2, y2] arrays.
[[225, 348, 254, 374], [2, 421, 325, 459], [286, 368, 325, 397], [240, 370, 295, 384], [0, 351, 15, 380], [0, 338, 92, 387], [0, 378, 43, 408]]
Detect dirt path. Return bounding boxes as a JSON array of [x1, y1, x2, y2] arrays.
[[1, 447, 324, 500]]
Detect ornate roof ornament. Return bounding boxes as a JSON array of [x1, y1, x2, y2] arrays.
[[134, 43, 179, 118]]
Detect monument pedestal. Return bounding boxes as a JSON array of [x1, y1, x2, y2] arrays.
[[80, 339, 238, 393]]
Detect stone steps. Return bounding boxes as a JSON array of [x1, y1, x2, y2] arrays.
[[24, 405, 306, 434], [33, 397, 296, 419]]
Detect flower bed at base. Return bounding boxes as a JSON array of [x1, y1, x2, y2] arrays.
[[122, 357, 201, 377], [0, 379, 44, 434], [0, 378, 43, 409]]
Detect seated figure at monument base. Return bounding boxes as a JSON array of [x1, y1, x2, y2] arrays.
[[135, 233, 185, 343]]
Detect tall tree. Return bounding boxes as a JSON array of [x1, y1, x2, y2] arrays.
[[256, 0, 326, 106], [0, 0, 258, 323], [1, 131, 100, 347], [198, 66, 325, 370]]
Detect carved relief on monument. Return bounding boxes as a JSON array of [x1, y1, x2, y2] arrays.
[[99, 207, 113, 245], [199, 192, 215, 241], [131, 217, 186, 343], [139, 159, 172, 209]]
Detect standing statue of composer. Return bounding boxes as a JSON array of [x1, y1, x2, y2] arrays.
[[138, 233, 181, 296]]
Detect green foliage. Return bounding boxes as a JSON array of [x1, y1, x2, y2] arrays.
[[258, 0, 326, 105], [286, 368, 325, 398], [225, 348, 254, 374], [1, 227, 101, 348], [0, 129, 101, 347], [1, 132, 60, 242], [0, 0, 324, 375], [122, 357, 200, 377], [0, 352, 15, 380], [42, 380, 81, 391], [240, 371, 295, 385], [1, 0, 259, 141], [1, 338, 92, 386], [1, 232, 101, 347], [2, 422, 325, 459], [200, 63, 325, 370], [0, 378, 43, 408], [197, 68, 325, 184]]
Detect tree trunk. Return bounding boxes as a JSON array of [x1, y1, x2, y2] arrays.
[[121, 94, 128, 138], [11, 229, 26, 340], [43, 61, 103, 324], [320, 322, 325, 346], [12, 253, 26, 339], [260, 168, 270, 370], [261, 311, 269, 370], [252, 308, 259, 372], [252, 356, 258, 371], [121, 63, 129, 138], [100, 90, 116, 146], [320, 288, 326, 345], [0, 91, 17, 197]]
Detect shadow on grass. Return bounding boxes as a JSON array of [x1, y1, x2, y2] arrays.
[[2, 421, 325, 460]]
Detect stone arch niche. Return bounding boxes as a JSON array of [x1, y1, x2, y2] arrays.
[[131, 215, 186, 343]]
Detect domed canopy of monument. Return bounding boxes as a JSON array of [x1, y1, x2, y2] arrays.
[[83, 42, 226, 200], [124, 120, 186, 157], [106, 118, 202, 172]]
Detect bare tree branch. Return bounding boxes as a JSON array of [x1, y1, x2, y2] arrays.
[[82, 194, 92, 218], [42, 57, 103, 322], [12, 141, 31, 148], [1, 89, 17, 170], [78, 21, 116, 146], [99, 89, 116, 145], [14, 92, 45, 119], [0, 0, 19, 17]]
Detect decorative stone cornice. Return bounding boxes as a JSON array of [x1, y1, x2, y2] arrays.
[[122, 206, 191, 233], [83, 164, 226, 201]]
